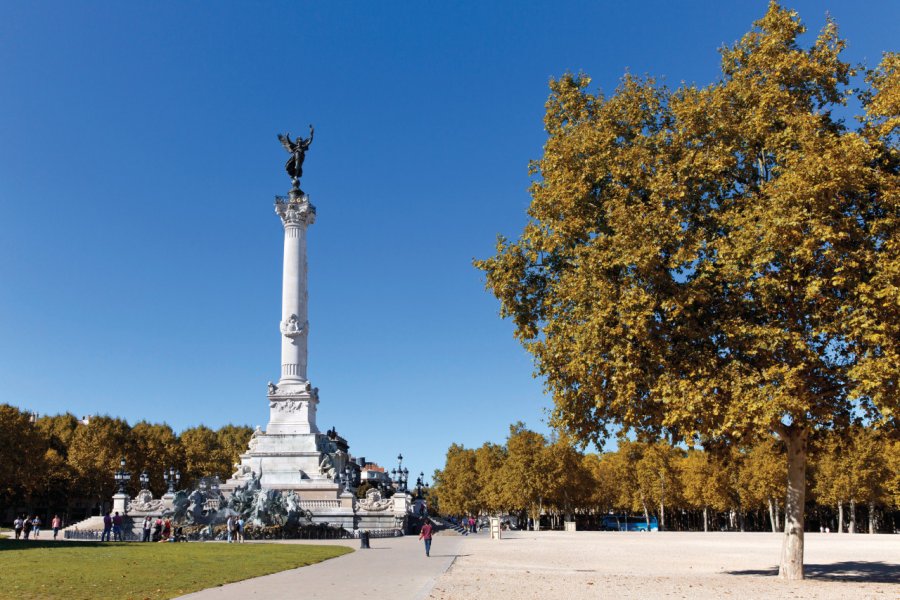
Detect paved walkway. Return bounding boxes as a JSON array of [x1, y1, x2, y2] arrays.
[[177, 533, 466, 600]]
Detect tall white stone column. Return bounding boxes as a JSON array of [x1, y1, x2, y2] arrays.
[[267, 190, 319, 435]]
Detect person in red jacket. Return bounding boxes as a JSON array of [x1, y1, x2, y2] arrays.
[[419, 521, 433, 557]]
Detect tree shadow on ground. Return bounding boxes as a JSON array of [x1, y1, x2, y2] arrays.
[[727, 562, 899, 584], [0, 539, 114, 551]]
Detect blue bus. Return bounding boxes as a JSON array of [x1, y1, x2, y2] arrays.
[[600, 515, 659, 532]]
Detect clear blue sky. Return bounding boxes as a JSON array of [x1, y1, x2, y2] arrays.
[[1, 1, 897, 480]]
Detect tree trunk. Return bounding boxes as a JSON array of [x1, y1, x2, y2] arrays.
[[659, 502, 665, 531], [642, 500, 650, 530], [868, 502, 875, 534], [838, 502, 843, 533], [775, 501, 781, 531], [778, 425, 807, 581], [703, 506, 709, 532], [768, 498, 777, 533], [849, 499, 856, 534]]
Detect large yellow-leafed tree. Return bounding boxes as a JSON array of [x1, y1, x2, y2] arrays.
[[476, 2, 897, 579], [848, 52, 900, 420], [635, 441, 682, 531], [0, 405, 46, 509], [67, 416, 135, 510], [131, 421, 183, 495], [884, 439, 900, 511], [432, 443, 479, 516], [680, 450, 732, 532], [543, 436, 594, 523], [812, 426, 887, 533], [502, 423, 554, 530], [474, 442, 507, 513], [583, 452, 620, 514], [180, 425, 225, 488], [737, 440, 785, 532]]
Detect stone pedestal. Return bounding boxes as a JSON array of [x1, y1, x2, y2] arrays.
[[227, 428, 351, 493], [392, 492, 410, 514], [112, 492, 128, 516], [490, 517, 502, 540]]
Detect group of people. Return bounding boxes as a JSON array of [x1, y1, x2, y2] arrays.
[[100, 511, 125, 541], [225, 515, 245, 543], [455, 515, 477, 533], [140, 516, 177, 542], [12, 515, 62, 540]]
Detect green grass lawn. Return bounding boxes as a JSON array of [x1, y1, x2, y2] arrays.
[[0, 539, 353, 600]]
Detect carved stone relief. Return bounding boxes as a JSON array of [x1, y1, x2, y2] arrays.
[[275, 199, 316, 226], [269, 399, 306, 412], [357, 488, 393, 512], [126, 489, 167, 513], [280, 314, 307, 338]]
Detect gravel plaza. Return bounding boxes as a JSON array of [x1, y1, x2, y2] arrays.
[[173, 529, 898, 600], [428, 530, 899, 600]]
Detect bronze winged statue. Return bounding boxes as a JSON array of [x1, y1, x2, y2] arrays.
[[278, 125, 314, 190]]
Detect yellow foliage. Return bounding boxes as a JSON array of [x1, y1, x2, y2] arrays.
[[476, 1, 898, 449]]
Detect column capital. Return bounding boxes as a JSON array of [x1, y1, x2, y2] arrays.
[[275, 195, 316, 226]]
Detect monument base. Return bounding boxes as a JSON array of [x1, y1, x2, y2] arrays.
[[221, 421, 411, 532], [223, 423, 351, 491]]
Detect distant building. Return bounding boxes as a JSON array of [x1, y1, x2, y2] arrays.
[[360, 462, 391, 487]]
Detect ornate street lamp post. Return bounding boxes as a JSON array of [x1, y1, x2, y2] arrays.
[[139, 470, 150, 490], [343, 465, 354, 490], [415, 471, 426, 497], [114, 457, 130, 494], [391, 454, 410, 492], [164, 466, 181, 494]]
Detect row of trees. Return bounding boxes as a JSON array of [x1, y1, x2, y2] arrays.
[[0, 403, 251, 522], [432, 423, 900, 534]]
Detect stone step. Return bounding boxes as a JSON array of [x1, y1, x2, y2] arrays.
[[62, 515, 106, 532]]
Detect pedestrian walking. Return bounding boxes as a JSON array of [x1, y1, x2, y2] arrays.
[[101, 511, 112, 542], [52, 515, 62, 540], [152, 517, 162, 542], [13, 516, 23, 540], [236, 517, 244, 543], [23, 516, 32, 540], [142, 516, 152, 542], [419, 521, 433, 557], [32, 515, 42, 538], [226, 515, 234, 543]]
